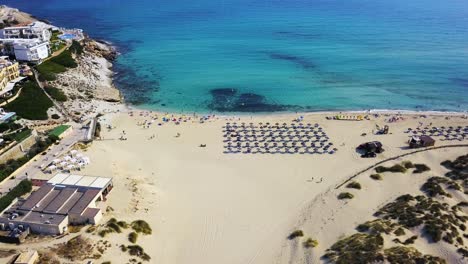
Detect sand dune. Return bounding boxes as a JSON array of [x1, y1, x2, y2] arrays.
[[72, 111, 467, 264]]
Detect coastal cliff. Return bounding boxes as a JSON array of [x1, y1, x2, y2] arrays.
[[0, 5, 122, 119], [50, 39, 122, 103], [0, 5, 35, 26]]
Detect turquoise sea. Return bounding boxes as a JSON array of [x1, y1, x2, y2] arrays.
[[5, 0, 468, 113]]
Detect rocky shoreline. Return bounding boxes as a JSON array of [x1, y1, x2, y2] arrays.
[[1, 5, 125, 123], [51, 38, 121, 103]]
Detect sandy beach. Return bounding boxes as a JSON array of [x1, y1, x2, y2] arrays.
[[68, 110, 467, 264]]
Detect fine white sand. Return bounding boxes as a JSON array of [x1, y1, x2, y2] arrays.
[[73, 111, 467, 264]]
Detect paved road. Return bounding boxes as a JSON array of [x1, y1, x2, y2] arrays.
[[0, 122, 88, 196]]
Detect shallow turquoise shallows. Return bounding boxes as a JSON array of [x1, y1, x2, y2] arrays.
[[6, 0, 468, 113]]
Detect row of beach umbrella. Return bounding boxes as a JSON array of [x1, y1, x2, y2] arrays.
[[223, 122, 335, 155]]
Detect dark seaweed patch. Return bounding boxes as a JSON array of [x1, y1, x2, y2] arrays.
[[233, 93, 286, 112], [113, 63, 158, 105], [207, 89, 287, 112], [210, 88, 237, 98], [269, 52, 316, 70]]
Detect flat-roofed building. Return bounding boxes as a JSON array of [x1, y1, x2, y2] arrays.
[[12, 40, 49, 62], [0, 174, 113, 235], [0, 39, 50, 63], [0, 21, 52, 42]]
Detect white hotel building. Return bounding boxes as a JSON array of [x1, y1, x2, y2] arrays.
[[0, 22, 52, 63], [0, 22, 52, 42], [12, 40, 50, 62]]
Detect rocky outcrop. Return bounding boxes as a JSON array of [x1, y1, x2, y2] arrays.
[[0, 5, 34, 26], [83, 38, 118, 62]]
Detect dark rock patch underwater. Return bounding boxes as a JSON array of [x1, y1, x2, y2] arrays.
[[207, 88, 295, 112]]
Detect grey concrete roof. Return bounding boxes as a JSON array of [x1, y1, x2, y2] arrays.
[[19, 185, 54, 211], [43, 187, 77, 214], [22, 211, 67, 225], [57, 192, 83, 215], [82, 208, 100, 219], [69, 189, 100, 215]]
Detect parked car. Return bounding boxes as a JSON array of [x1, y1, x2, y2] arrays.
[[408, 135, 435, 148], [357, 141, 384, 153]]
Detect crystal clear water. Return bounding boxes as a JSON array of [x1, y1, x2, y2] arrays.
[[5, 0, 468, 113]]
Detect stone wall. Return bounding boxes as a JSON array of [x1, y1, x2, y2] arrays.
[[0, 134, 36, 164]]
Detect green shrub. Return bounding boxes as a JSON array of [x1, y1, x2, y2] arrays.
[[457, 248, 468, 258], [402, 161, 415, 169], [50, 49, 77, 68], [370, 174, 383, 180], [0, 180, 32, 212], [375, 194, 464, 246], [128, 232, 138, 243], [323, 233, 384, 263], [131, 220, 152, 235], [86, 226, 96, 233], [36, 48, 78, 81], [403, 235, 418, 245], [338, 192, 354, 200], [106, 221, 122, 233], [4, 81, 53, 120], [120, 245, 127, 252], [117, 221, 129, 229], [303, 238, 318, 248], [346, 181, 362, 190], [375, 164, 407, 173], [98, 230, 108, 237], [440, 154, 468, 181], [288, 230, 304, 240], [3, 129, 32, 142], [45, 86, 67, 102], [70, 40, 84, 55], [384, 246, 445, 264], [421, 177, 451, 197], [356, 219, 397, 235], [413, 164, 430, 174], [424, 221, 443, 243], [37, 61, 66, 81], [0, 137, 54, 182], [127, 245, 150, 261], [394, 227, 405, 236], [0, 122, 22, 133]]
